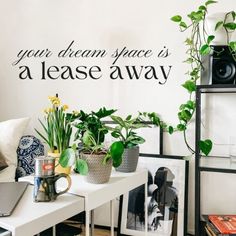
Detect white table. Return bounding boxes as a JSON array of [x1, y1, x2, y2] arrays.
[[65, 168, 148, 236], [0, 185, 84, 236], [19, 168, 148, 236]]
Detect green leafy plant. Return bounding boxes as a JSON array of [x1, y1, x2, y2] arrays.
[[170, 1, 235, 156], [140, 1, 235, 156], [109, 114, 148, 148], [60, 107, 125, 175], [35, 95, 76, 160]]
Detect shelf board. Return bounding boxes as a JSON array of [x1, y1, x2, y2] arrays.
[[197, 84, 236, 93], [199, 156, 236, 173]]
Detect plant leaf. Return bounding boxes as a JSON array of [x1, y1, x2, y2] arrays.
[[198, 5, 206, 11], [59, 148, 76, 167], [215, 21, 224, 31], [182, 80, 196, 93], [229, 41, 236, 51], [180, 21, 187, 29], [224, 23, 236, 31], [177, 124, 186, 131], [110, 141, 124, 168], [171, 15, 182, 22], [199, 139, 213, 156], [168, 126, 174, 134], [126, 115, 132, 120], [200, 44, 211, 55], [110, 115, 126, 128], [205, 0, 217, 6], [207, 35, 215, 44], [75, 158, 88, 175]]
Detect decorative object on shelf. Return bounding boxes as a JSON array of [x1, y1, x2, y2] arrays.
[[120, 155, 188, 236], [80, 152, 112, 184], [109, 114, 148, 173], [35, 95, 76, 174], [201, 45, 236, 85], [33, 173, 71, 202], [208, 215, 236, 234], [169, 1, 236, 156], [60, 107, 124, 184], [34, 153, 71, 202]]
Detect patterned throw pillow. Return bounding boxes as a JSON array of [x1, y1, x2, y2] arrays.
[[16, 135, 44, 179]]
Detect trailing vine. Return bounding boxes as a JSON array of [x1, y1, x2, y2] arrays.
[[141, 0, 236, 156]]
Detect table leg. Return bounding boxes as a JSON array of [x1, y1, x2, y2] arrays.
[[91, 210, 95, 236], [86, 210, 90, 236], [110, 199, 114, 236], [52, 225, 56, 236], [145, 182, 148, 236]]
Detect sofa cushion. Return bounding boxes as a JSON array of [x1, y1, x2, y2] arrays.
[[16, 135, 44, 178], [0, 151, 8, 171], [0, 117, 30, 182]]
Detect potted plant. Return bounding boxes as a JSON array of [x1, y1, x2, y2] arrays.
[[35, 95, 76, 174], [62, 107, 124, 184], [109, 114, 148, 172]]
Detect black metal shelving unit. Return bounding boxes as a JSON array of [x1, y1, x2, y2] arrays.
[[195, 84, 236, 236]]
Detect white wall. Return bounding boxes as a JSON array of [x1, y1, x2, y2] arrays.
[[0, 0, 235, 234]]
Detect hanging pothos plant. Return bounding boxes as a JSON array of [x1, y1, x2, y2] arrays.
[[141, 0, 236, 156]]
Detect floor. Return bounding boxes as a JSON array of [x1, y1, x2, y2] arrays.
[[81, 227, 116, 236]]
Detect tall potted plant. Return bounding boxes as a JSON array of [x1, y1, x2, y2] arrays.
[[109, 114, 148, 172], [35, 95, 75, 174], [69, 107, 124, 184]]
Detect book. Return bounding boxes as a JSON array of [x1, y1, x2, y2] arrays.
[[209, 215, 236, 235], [205, 225, 215, 236], [206, 222, 219, 236]]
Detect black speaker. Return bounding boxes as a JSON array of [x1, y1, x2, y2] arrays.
[[201, 45, 236, 85]]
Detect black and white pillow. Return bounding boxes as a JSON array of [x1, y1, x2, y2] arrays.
[[16, 135, 44, 178]]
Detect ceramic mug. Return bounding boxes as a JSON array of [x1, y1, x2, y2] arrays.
[[33, 173, 71, 202]]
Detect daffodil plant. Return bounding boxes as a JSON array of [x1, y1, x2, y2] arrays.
[[35, 95, 76, 160]]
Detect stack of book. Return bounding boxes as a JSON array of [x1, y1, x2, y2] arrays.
[[204, 215, 236, 236]]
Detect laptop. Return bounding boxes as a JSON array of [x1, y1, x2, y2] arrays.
[[0, 182, 28, 217]]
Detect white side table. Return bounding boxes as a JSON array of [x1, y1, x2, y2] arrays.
[[65, 168, 148, 236], [0, 185, 84, 236], [20, 168, 148, 236]]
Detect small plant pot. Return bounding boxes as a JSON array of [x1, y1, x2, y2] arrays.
[[116, 146, 139, 173], [80, 152, 112, 184]]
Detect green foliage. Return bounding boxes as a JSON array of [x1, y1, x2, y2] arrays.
[[104, 141, 125, 167], [59, 148, 76, 168], [35, 96, 76, 153], [73, 107, 124, 169], [75, 158, 88, 175], [199, 139, 213, 156], [109, 114, 148, 148], [170, 1, 236, 156]]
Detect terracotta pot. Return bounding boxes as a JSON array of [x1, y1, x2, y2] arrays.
[[80, 152, 112, 184], [47, 152, 71, 175], [116, 146, 139, 173]]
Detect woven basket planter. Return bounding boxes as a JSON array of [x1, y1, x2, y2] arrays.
[[80, 152, 112, 184], [116, 146, 139, 173]]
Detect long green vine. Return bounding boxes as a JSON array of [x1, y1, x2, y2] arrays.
[[141, 0, 236, 156]]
